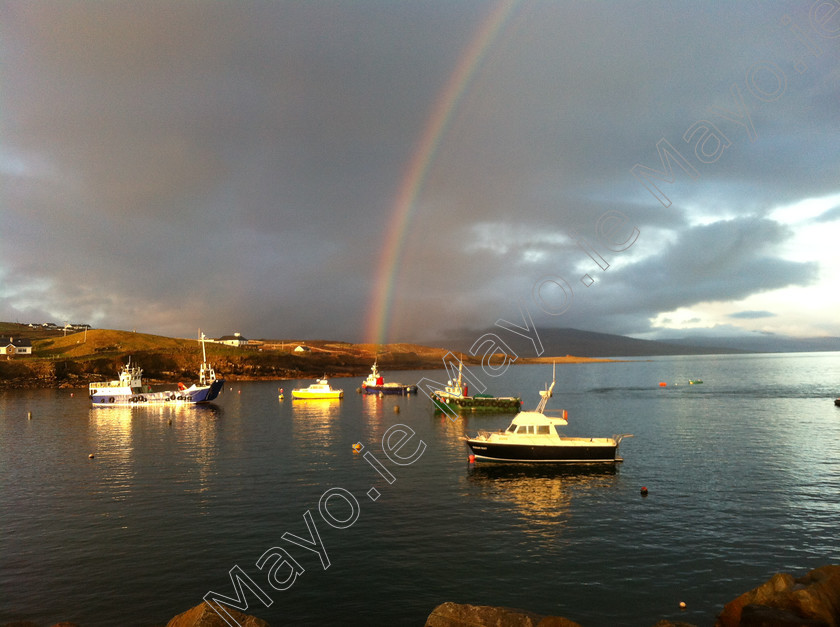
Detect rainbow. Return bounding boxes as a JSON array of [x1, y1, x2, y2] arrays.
[[364, 0, 520, 346]]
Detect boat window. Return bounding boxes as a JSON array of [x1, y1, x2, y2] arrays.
[[537, 425, 550, 434], [516, 425, 528, 434], [506, 424, 517, 433]]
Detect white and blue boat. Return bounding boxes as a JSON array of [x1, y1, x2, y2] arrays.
[[89, 334, 223, 407], [360, 361, 417, 395]]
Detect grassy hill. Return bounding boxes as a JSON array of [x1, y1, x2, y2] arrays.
[[0, 324, 617, 389], [0, 327, 453, 388]]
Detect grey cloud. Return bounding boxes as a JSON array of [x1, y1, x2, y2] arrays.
[[1, 2, 837, 341]]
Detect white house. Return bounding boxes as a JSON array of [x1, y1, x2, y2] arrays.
[[293, 345, 311, 353], [0, 337, 33, 356], [217, 333, 249, 347]]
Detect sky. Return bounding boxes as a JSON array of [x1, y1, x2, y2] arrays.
[[2, 1, 839, 346]]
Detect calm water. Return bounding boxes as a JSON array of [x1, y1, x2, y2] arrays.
[[2, 353, 840, 626]]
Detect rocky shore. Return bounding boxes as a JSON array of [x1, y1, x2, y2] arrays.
[[5, 565, 839, 626]]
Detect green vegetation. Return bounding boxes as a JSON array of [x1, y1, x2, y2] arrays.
[[0, 324, 453, 389]]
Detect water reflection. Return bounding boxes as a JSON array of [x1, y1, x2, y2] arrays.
[[466, 464, 619, 535], [89, 407, 135, 502], [87, 404, 222, 509], [290, 398, 343, 441]]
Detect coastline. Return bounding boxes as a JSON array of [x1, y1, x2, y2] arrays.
[[0, 326, 626, 390]]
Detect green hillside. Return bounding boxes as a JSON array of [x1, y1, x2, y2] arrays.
[[0, 325, 454, 388]]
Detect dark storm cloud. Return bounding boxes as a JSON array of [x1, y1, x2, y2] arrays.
[[1, 1, 838, 341]]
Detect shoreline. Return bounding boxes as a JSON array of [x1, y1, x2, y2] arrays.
[[0, 354, 626, 390]]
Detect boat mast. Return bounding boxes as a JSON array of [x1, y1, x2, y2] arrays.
[[535, 362, 556, 414], [198, 330, 215, 385]]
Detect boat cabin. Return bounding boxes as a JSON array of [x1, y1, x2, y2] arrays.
[[88, 362, 144, 393], [504, 411, 568, 435]]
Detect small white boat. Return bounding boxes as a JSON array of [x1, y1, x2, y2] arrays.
[[463, 364, 632, 463], [291, 377, 343, 399]]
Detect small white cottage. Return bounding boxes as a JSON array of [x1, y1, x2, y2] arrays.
[[0, 337, 33, 356]]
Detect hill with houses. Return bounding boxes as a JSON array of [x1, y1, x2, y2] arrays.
[[0, 322, 618, 389], [0, 323, 455, 388]]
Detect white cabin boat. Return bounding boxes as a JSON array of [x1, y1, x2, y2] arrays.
[[463, 365, 632, 463]]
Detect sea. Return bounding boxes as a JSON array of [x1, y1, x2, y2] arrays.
[[2, 352, 840, 627]]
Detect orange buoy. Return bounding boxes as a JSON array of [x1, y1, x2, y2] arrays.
[[88, 453, 95, 459], [468, 454, 475, 464], [659, 382, 667, 387], [640, 486, 648, 496], [352, 443, 363, 454]]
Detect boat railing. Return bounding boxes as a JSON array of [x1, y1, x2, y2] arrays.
[[90, 381, 122, 388]]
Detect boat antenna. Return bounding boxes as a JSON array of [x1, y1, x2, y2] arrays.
[[535, 362, 556, 414]]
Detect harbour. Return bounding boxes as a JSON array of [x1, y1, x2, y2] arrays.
[[2, 352, 840, 625]]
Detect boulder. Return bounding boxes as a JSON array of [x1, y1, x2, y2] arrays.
[[166, 601, 269, 627], [424, 602, 582, 627], [715, 565, 840, 627]]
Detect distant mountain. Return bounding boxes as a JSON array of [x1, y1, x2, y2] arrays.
[[434, 327, 840, 358], [658, 333, 840, 354]]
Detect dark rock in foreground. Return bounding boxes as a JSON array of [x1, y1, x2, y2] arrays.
[[715, 565, 840, 627], [426, 565, 840, 627], [165, 602, 269, 627], [4, 565, 840, 626], [424, 602, 581, 627]]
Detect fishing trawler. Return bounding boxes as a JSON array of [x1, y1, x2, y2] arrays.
[[463, 365, 632, 463], [430, 361, 521, 413], [360, 361, 417, 395], [89, 333, 224, 406]]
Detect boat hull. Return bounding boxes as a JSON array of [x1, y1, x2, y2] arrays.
[[291, 390, 343, 399], [90, 379, 224, 407], [465, 439, 618, 463], [361, 384, 417, 395], [432, 395, 521, 413]]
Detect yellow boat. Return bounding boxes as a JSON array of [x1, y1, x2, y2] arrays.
[[291, 378, 344, 399]]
